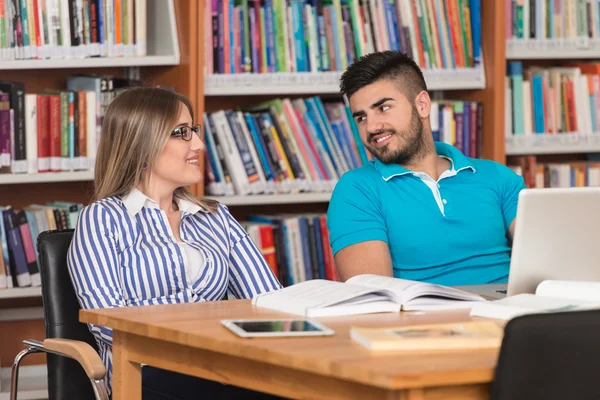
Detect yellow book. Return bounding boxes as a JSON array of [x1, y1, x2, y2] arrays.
[[350, 321, 503, 352]]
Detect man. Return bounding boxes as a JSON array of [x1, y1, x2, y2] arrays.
[[327, 51, 525, 286]]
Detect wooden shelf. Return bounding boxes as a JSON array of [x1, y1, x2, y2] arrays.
[[0, 287, 42, 300], [0, 365, 47, 400], [506, 38, 600, 60], [203, 68, 486, 96], [506, 134, 600, 155], [0, 171, 94, 185], [207, 193, 332, 206], [0, 55, 179, 70]]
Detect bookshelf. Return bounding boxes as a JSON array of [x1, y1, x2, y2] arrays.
[[0, 1, 203, 398], [506, 134, 600, 156], [0, 172, 94, 185], [204, 68, 487, 96], [207, 193, 333, 207], [506, 38, 600, 60], [198, 0, 509, 205], [0, 288, 42, 300]]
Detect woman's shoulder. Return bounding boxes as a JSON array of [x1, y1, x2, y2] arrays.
[[78, 196, 127, 222]]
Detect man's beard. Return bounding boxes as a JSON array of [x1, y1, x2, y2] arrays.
[[364, 107, 428, 165]]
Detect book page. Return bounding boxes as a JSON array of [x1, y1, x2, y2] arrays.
[[536, 280, 600, 302], [346, 274, 485, 304], [346, 274, 419, 294], [252, 279, 399, 316]]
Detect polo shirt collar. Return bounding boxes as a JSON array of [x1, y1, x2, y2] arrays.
[[121, 187, 205, 218], [373, 142, 476, 180]]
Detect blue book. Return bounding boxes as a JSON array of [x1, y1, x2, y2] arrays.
[[343, 104, 369, 166], [203, 114, 225, 184], [244, 113, 274, 181], [311, 216, 326, 280], [507, 62, 525, 135], [291, 0, 308, 72], [531, 75, 545, 134], [2, 208, 31, 287], [469, 0, 481, 66], [463, 102, 470, 158], [383, 0, 400, 51], [0, 206, 13, 288], [265, 0, 277, 72], [297, 217, 313, 280], [229, 0, 235, 73]]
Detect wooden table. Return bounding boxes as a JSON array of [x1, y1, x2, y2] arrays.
[[80, 300, 500, 400]]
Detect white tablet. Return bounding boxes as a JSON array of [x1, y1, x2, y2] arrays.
[[221, 318, 335, 338]]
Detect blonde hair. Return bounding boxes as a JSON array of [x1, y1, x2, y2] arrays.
[[93, 86, 219, 213]]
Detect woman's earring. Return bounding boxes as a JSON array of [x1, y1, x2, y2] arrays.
[[142, 163, 147, 169]]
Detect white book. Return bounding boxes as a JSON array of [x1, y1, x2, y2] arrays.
[[24, 94, 38, 174], [59, 0, 72, 57], [470, 280, 600, 321], [210, 111, 252, 196], [134, 0, 147, 56], [252, 274, 486, 317]]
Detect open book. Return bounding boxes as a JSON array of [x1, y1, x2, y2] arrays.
[[252, 274, 487, 317], [470, 280, 600, 320]]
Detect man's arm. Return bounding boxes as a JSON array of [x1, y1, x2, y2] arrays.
[[497, 163, 526, 245], [334, 240, 393, 281], [509, 220, 516, 242]]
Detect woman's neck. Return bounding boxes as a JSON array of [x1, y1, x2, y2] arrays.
[[136, 182, 177, 212]]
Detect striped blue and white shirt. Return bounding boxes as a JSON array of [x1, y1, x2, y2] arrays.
[[67, 188, 282, 393]]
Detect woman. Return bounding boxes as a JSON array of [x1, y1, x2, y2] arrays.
[[67, 87, 282, 399]]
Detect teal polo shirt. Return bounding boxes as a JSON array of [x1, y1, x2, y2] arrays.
[[327, 142, 526, 286]]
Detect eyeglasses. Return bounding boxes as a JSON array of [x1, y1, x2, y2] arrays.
[[170, 124, 202, 141]]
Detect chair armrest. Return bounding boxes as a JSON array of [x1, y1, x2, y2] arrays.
[[43, 338, 106, 380]]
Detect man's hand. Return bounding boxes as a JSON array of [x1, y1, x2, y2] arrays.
[[334, 240, 393, 281]]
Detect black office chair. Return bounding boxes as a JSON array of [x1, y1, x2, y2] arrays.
[[11, 230, 108, 400], [491, 309, 600, 400]]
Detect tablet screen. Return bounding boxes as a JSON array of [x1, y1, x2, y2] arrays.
[[232, 319, 324, 333]]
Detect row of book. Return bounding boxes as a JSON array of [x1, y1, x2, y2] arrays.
[[510, 156, 600, 188], [203, 97, 483, 196], [506, 0, 599, 40], [0, 0, 148, 61], [242, 213, 340, 287], [505, 61, 600, 137], [0, 76, 136, 174], [204, 0, 482, 75], [0, 201, 82, 289]]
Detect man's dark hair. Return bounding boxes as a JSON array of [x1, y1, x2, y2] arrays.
[[339, 51, 427, 100]]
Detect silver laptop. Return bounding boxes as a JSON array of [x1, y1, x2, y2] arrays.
[[458, 187, 600, 299]]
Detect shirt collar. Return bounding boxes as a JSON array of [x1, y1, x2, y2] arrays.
[[373, 142, 476, 181], [121, 188, 206, 218]]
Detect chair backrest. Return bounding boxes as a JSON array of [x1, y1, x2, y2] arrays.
[[491, 309, 600, 400], [37, 229, 98, 400]]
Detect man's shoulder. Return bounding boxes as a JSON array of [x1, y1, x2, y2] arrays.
[[469, 157, 519, 179], [339, 162, 381, 183], [331, 163, 382, 202]]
